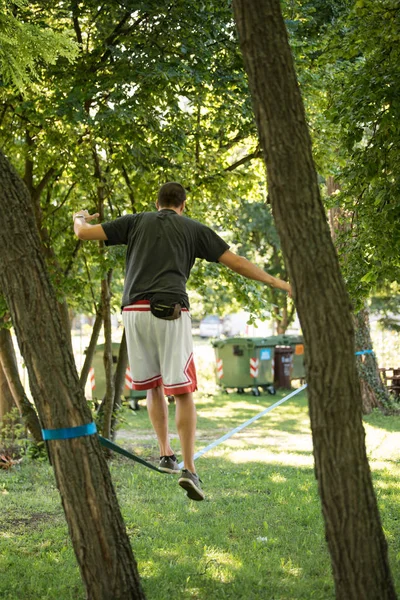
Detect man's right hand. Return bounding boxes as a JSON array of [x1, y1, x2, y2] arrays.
[[73, 209, 100, 222]]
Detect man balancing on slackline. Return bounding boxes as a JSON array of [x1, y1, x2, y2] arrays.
[[73, 182, 291, 501]]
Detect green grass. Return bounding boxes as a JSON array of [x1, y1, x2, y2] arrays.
[[1, 382, 399, 599]]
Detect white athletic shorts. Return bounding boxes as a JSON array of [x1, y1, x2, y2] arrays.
[[122, 301, 197, 395]]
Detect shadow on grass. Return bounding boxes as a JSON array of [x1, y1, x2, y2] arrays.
[[1, 386, 398, 600], [117, 453, 399, 600]]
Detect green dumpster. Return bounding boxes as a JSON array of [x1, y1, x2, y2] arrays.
[[212, 337, 276, 396], [212, 334, 305, 395]]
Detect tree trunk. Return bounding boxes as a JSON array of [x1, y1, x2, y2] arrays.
[[100, 271, 115, 440], [232, 2, 396, 599], [270, 246, 294, 334], [97, 329, 129, 440], [0, 360, 15, 421], [92, 146, 115, 441], [353, 306, 390, 414], [0, 323, 43, 443], [79, 307, 103, 389], [327, 186, 389, 414], [110, 329, 129, 440], [0, 149, 145, 600]]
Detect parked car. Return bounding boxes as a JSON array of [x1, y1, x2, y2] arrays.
[[199, 315, 223, 338], [222, 313, 249, 337]]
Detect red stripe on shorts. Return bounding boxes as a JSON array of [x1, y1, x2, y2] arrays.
[[123, 300, 188, 313]]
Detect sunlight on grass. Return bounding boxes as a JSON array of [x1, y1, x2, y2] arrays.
[[201, 547, 242, 583], [269, 472, 288, 483], [374, 477, 400, 491], [199, 400, 269, 420], [217, 448, 314, 467], [280, 557, 303, 578], [139, 559, 158, 578], [364, 421, 400, 463]]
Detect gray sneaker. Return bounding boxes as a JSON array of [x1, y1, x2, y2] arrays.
[[178, 469, 205, 501], [159, 455, 180, 474]]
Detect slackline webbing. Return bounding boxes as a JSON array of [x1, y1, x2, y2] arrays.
[[41, 349, 372, 472], [98, 435, 167, 474], [41, 423, 166, 473], [178, 384, 308, 469], [41, 386, 308, 473]]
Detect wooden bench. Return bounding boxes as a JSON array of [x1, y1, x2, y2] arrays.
[[379, 368, 400, 396]]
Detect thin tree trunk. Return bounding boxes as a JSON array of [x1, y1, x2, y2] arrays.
[[354, 306, 390, 414], [110, 329, 128, 439], [0, 361, 15, 421], [79, 307, 103, 389], [327, 185, 389, 414], [101, 270, 115, 440], [92, 145, 115, 440], [0, 149, 145, 599], [0, 324, 42, 443], [232, 2, 396, 599]]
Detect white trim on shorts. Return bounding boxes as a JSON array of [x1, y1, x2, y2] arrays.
[[122, 301, 197, 395]]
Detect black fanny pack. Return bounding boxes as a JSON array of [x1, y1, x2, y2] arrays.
[[150, 296, 182, 321]]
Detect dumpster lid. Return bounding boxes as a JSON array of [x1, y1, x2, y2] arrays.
[[211, 337, 256, 348], [211, 334, 304, 348]]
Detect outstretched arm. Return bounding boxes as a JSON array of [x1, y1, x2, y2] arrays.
[[218, 250, 291, 295], [73, 210, 107, 241]]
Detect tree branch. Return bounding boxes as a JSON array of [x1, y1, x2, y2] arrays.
[[97, 12, 149, 67], [32, 166, 57, 203], [121, 164, 136, 213], [48, 182, 77, 216], [64, 240, 82, 278], [224, 147, 263, 172], [71, 0, 83, 46]]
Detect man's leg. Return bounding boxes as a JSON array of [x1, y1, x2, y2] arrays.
[[146, 385, 175, 457], [175, 392, 205, 501], [174, 392, 196, 473]]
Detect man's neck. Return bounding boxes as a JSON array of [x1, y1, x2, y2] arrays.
[[158, 206, 182, 215]]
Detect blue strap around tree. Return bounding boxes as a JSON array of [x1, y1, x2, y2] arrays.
[[355, 349, 374, 356], [42, 422, 97, 440]]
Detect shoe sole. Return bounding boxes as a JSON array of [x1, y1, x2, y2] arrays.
[[159, 466, 180, 474], [178, 477, 205, 501]]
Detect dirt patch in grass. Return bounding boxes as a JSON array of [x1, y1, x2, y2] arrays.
[[0, 512, 62, 532]]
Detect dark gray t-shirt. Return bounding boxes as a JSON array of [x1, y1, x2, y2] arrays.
[[101, 209, 230, 308]]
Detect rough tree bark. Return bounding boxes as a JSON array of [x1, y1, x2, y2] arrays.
[[0, 324, 43, 443], [0, 149, 145, 600], [232, 1, 397, 599]]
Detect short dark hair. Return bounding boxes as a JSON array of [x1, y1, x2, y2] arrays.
[[158, 182, 186, 208]]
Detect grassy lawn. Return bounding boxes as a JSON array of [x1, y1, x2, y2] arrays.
[[1, 347, 399, 599]]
